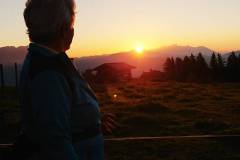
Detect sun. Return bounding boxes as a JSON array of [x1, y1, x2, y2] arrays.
[[135, 45, 144, 54]]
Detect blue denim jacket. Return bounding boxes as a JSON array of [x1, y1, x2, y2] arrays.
[[19, 43, 101, 160]]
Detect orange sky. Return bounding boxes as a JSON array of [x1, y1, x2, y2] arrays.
[[1, 0, 240, 57]]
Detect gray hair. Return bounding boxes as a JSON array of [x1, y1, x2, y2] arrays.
[[24, 0, 76, 44]]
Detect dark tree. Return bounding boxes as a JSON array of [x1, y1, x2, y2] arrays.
[[190, 54, 196, 64], [164, 57, 174, 73], [210, 52, 218, 70], [238, 54, 240, 78], [182, 56, 191, 81], [238, 54, 240, 66], [183, 56, 191, 66], [227, 52, 239, 81], [217, 54, 225, 69], [175, 57, 184, 81], [216, 54, 225, 82], [187, 54, 198, 81], [227, 52, 238, 67], [210, 52, 218, 81], [196, 52, 208, 69], [196, 52, 209, 82], [164, 57, 175, 79], [162, 51, 240, 83]]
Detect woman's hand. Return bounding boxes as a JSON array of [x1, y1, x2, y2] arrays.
[[101, 113, 117, 135]]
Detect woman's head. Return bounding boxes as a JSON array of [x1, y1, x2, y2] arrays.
[[24, 0, 76, 51]]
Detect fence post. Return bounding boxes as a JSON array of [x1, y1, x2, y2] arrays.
[[14, 63, 18, 89], [0, 111, 5, 129], [0, 64, 5, 99]]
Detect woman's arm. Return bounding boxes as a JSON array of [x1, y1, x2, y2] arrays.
[[30, 70, 78, 160]]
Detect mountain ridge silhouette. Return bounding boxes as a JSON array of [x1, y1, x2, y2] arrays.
[[0, 44, 238, 77]]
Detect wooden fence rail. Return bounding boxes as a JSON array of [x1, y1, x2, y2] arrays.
[[0, 64, 4, 98], [0, 134, 240, 150], [0, 64, 4, 87], [0, 63, 19, 88], [14, 63, 18, 89], [104, 134, 240, 142]]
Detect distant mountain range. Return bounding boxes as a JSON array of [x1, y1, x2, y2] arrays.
[[0, 46, 27, 65], [223, 51, 240, 58], [74, 44, 215, 77], [0, 44, 239, 85]]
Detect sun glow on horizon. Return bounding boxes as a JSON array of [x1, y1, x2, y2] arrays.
[[135, 44, 144, 55]]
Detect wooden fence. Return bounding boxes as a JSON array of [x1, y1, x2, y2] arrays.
[[0, 134, 240, 159], [0, 64, 4, 99], [0, 63, 19, 99]]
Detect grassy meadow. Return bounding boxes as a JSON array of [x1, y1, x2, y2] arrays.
[[98, 81, 240, 160], [1, 81, 240, 159]]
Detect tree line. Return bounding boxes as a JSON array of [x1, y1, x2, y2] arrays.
[[163, 52, 240, 82]]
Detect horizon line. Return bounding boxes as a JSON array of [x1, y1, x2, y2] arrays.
[[0, 43, 239, 57]]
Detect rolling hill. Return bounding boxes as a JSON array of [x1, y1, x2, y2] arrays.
[[0, 44, 237, 85]]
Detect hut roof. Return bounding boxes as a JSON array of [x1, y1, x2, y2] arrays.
[[94, 62, 136, 72]]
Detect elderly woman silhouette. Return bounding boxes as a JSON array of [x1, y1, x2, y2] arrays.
[[19, 0, 115, 159]]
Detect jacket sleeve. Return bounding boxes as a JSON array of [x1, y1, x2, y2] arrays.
[[30, 70, 78, 160]]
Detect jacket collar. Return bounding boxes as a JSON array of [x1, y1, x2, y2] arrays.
[[28, 43, 98, 101], [28, 43, 60, 57]]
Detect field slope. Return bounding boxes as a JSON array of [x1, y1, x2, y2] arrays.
[[1, 82, 240, 159]]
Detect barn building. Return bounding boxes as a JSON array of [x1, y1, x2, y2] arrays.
[[93, 62, 136, 82]]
